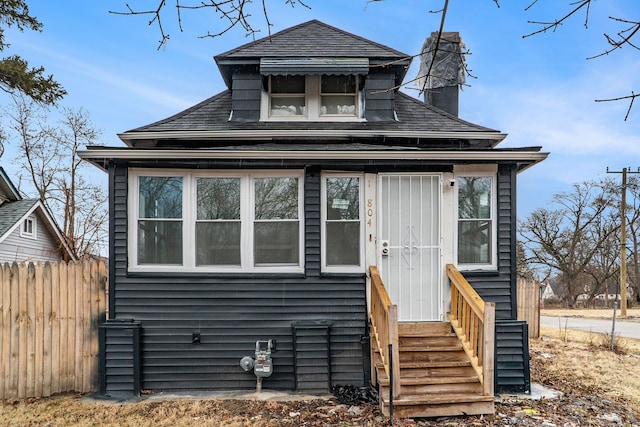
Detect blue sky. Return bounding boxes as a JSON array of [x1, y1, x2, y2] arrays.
[[2, 0, 640, 218]]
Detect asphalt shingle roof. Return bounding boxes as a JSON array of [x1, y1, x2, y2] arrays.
[[0, 199, 38, 238], [126, 90, 497, 135], [215, 20, 409, 60]]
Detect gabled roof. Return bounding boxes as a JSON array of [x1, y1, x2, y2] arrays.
[[0, 166, 21, 202], [0, 199, 38, 238], [0, 169, 76, 261], [119, 90, 504, 146], [215, 19, 409, 60]]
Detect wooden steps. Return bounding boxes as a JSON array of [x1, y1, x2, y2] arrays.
[[373, 321, 494, 418]]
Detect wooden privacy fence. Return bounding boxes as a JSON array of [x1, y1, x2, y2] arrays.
[[517, 277, 540, 339], [0, 260, 107, 399]]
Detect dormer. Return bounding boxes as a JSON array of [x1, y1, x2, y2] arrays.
[[214, 20, 411, 123]]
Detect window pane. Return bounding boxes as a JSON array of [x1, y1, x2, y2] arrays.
[[326, 177, 360, 220], [321, 95, 356, 115], [196, 222, 241, 265], [271, 75, 305, 93], [270, 97, 306, 116], [138, 220, 183, 264], [197, 178, 240, 220], [458, 220, 491, 264], [139, 176, 182, 219], [458, 177, 492, 219], [326, 222, 360, 266], [254, 177, 299, 220], [321, 75, 356, 93], [254, 222, 299, 264]]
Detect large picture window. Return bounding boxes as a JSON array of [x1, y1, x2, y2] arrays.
[[322, 174, 364, 272], [129, 170, 304, 272], [456, 174, 495, 268]]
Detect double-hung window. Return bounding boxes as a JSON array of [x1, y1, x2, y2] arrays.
[[322, 174, 364, 272], [320, 75, 357, 116], [269, 75, 306, 117], [130, 170, 303, 272], [137, 175, 183, 265], [456, 174, 496, 269]]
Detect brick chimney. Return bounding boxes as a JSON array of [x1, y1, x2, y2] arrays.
[[417, 32, 465, 117]]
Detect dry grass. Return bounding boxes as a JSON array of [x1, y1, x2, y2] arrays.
[[533, 327, 640, 409], [542, 307, 640, 322]]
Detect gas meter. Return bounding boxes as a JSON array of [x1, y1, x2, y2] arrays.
[[253, 340, 274, 378], [239, 339, 276, 392]]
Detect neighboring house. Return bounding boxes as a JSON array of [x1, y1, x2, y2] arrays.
[[0, 167, 75, 263], [541, 282, 557, 301], [80, 21, 547, 417]]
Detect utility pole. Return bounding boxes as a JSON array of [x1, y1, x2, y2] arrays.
[[607, 167, 640, 317]]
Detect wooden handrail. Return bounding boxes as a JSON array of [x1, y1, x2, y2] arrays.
[[368, 266, 401, 398], [446, 264, 495, 397]]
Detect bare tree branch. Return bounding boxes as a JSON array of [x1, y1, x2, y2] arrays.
[[523, 0, 592, 38], [596, 91, 638, 121], [111, 0, 310, 50]]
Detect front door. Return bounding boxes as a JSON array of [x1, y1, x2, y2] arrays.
[[379, 174, 442, 321]]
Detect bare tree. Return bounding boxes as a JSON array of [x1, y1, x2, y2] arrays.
[[2, 94, 107, 259], [519, 179, 620, 306]]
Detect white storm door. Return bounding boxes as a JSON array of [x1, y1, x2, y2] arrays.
[[379, 174, 442, 321]]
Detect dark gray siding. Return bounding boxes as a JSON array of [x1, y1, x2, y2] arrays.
[[108, 165, 366, 392], [230, 73, 261, 122], [364, 74, 396, 122], [495, 320, 530, 393], [99, 320, 141, 397], [465, 164, 517, 321]]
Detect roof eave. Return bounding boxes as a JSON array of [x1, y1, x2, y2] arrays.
[[79, 147, 548, 174], [118, 129, 508, 145]]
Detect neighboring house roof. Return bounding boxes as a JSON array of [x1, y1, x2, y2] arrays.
[[120, 91, 504, 146], [0, 166, 21, 202], [0, 168, 76, 261]]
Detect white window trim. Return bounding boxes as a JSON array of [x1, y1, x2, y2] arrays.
[[454, 170, 498, 271], [261, 75, 366, 122], [20, 215, 37, 239], [321, 172, 365, 273], [128, 169, 305, 273]]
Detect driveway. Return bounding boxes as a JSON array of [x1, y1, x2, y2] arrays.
[[541, 316, 640, 340]]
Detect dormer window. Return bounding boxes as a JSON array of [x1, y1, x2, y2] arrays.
[[269, 75, 306, 116], [321, 75, 357, 116], [264, 74, 363, 121]]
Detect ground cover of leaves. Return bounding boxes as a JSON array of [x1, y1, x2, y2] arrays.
[[1, 334, 639, 426]]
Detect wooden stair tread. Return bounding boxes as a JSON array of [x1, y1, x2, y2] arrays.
[[400, 344, 462, 351], [381, 393, 495, 406], [376, 360, 471, 369], [399, 360, 472, 369], [378, 375, 480, 386]]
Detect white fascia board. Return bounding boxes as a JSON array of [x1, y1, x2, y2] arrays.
[[79, 148, 548, 166], [117, 129, 508, 144]]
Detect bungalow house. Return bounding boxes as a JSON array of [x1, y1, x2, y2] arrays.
[[0, 167, 75, 263], [80, 20, 547, 418]]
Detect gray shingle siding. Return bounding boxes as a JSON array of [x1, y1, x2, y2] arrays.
[[364, 74, 396, 122], [230, 73, 261, 122]]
